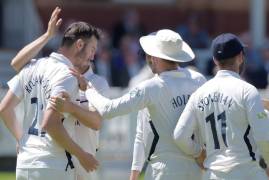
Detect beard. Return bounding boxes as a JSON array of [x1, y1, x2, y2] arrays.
[[74, 44, 90, 72]]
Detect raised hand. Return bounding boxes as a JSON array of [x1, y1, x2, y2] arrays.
[[46, 7, 62, 39], [49, 91, 72, 113]]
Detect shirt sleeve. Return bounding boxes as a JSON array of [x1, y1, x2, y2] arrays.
[[198, 76, 207, 86], [7, 74, 24, 99], [131, 110, 146, 171], [245, 86, 269, 141], [47, 73, 78, 109], [173, 93, 202, 157], [85, 82, 150, 120], [96, 79, 110, 97]]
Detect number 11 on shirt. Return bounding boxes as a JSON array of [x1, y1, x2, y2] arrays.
[[206, 111, 228, 149]]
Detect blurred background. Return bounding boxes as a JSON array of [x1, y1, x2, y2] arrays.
[[0, 0, 268, 179]]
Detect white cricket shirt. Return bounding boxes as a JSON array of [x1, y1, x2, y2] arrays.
[[86, 67, 206, 163], [74, 67, 109, 155], [8, 52, 79, 169], [174, 70, 269, 172]]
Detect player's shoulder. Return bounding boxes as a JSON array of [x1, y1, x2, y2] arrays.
[[129, 75, 160, 95], [21, 57, 47, 70], [183, 67, 207, 85], [183, 67, 205, 79], [140, 75, 162, 88], [239, 78, 259, 95], [191, 77, 215, 97]]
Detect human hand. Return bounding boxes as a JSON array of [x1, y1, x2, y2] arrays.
[[46, 7, 62, 39], [129, 170, 140, 180], [49, 92, 72, 113], [69, 68, 92, 91], [195, 149, 206, 170], [78, 152, 99, 172]]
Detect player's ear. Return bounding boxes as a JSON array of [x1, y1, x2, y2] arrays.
[[151, 56, 158, 65], [75, 39, 85, 51]]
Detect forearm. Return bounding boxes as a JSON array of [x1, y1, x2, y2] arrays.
[[0, 91, 22, 142], [42, 109, 84, 157], [0, 108, 22, 141], [129, 170, 140, 180], [174, 134, 202, 157], [131, 136, 145, 172], [11, 32, 51, 72], [69, 102, 102, 130], [85, 89, 144, 119], [47, 121, 83, 157], [174, 124, 202, 157]]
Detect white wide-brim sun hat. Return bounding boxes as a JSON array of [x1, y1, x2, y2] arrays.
[[139, 29, 195, 62]]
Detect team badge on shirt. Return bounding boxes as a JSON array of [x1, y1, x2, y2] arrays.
[[130, 88, 142, 98]]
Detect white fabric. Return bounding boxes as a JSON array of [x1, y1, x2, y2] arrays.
[[202, 161, 267, 180], [139, 29, 195, 62], [86, 67, 206, 179], [16, 168, 75, 180], [174, 70, 269, 174], [73, 67, 109, 180], [144, 155, 202, 180], [8, 52, 79, 170], [131, 108, 152, 171]]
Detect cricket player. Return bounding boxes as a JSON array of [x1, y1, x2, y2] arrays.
[[0, 7, 101, 180], [8, 7, 109, 180], [56, 29, 206, 180], [174, 33, 269, 180]]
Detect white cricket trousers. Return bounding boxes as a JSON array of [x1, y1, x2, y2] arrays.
[[203, 161, 267, 180], [145, 154, 202, 180], [16, 168, 75, 180]]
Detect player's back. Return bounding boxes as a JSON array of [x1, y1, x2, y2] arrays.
[[11, 53, 78, 169], [193, 70, 262, 171], [144, 68, 205, 160]]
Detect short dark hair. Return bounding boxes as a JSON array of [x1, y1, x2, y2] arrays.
[[61, 22, 101, 47], [215, 57, 236, 67]]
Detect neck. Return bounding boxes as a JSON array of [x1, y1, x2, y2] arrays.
[[218, 66, 239, 74], [81, 65, 90, 74], [58, 47, 75, 65], [157, 62, 178, 74]]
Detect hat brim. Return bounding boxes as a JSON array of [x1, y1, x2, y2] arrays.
[[139, 34, 195, 62]]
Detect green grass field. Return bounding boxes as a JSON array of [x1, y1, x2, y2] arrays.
[[0, 172, 15, 180], [0, 171, 144, 180]]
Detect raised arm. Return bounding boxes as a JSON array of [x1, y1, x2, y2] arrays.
[[71, 68, 149, 120], [49, 92, 102, 130], [11, 7, 62, 72]]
